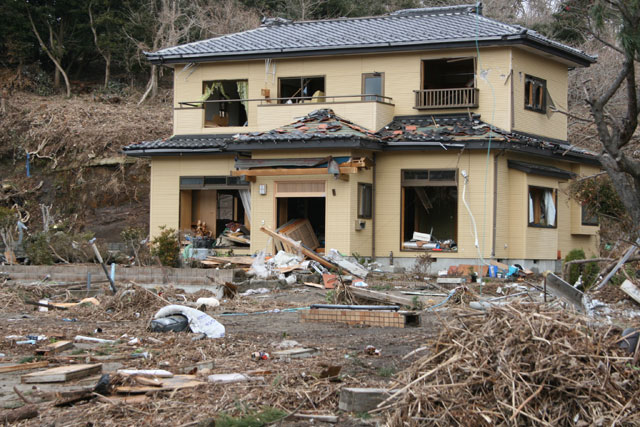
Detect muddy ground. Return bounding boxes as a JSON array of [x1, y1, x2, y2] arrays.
[[0, 278, 451, 426], [1, 274, 636, 426]]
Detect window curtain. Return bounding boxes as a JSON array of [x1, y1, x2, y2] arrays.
[[544, 190, 556, 226], [239, 189, 251, 222], [195, 83, 214, 107], [529, 194, 534, 223], [236, 81, 248, 113]]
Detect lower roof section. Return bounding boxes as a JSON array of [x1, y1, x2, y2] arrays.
[[123, 110, 599, 166]]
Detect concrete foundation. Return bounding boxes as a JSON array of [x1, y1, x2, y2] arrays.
[[370, 257, 560, 275]]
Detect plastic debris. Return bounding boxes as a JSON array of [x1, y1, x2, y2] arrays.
[[150, 315, 189, 333], [251, 351, 270, 360], [196, 297, 220, 308], [152, 305, 225, 338]]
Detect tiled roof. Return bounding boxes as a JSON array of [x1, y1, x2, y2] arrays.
[[233, 109, 378, 143], [123, 109, 597, 165], [122, 134, 229, 152], [145, 5, 594, 65]]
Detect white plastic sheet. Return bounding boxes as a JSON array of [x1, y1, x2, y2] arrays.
[[153, 305, 225, 338]]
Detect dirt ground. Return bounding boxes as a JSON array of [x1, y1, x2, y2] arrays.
[[0, 278, 447, 426], [1, 273, 637, 426]]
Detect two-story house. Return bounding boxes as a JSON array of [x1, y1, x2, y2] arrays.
[[124, 4, 600, 272]]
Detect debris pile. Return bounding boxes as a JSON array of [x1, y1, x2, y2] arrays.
[[382, 304, 640, 425]]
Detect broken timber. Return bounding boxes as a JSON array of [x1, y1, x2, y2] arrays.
[[0, 361, 49, 374], [21, 364, 102, 383], [35, 340, 73, 356], [260, 226, 337, 270], [621, 280, 640, 305]]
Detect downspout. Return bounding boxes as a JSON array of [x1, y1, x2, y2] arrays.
[[492, 150, 504, 257], [371, 152, 376, 261]]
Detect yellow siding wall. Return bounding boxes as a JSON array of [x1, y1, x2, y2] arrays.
[[494, 154, 599, 260], [149, 155, 236, 236], [374, 151, 495, 259], [511, 48, 568, 140], [247, 149, 372, 255], [172, 47, 514, 135]]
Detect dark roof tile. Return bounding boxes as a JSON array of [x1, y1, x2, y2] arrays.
[[145, 5, 594, 65]]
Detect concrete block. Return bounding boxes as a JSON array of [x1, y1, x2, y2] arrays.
[[339, 387, 398, 412]]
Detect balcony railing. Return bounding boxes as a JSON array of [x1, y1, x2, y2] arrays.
[[414, 88, 479, 110], [177, 94, 394, 109]]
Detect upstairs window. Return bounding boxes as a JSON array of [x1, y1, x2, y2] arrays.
[[529, 186, 556, 228], [362, 73, 384, 101], [202, 80, 248, 127], [524, 75, 546, 113], [279, 76, 325, 103]]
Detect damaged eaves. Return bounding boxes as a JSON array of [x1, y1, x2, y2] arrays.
[[123, 109, 598, 165]]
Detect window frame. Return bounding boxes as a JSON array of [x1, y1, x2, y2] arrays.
[[277, 75, 325, 103], [357, 183, 373, 219], [201, 79, 249, 127], [524, 75, 546, 113], [180, 176, 249, 190], [581, 204, 599, 226], [361, 72, 384, 101], [528, 186, 557, 229]]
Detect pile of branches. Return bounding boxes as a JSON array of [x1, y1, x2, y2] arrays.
[[382, 304, 640, 426]]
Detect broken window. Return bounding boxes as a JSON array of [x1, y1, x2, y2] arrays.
[[358, 183, 372, 219], [524, 75, 546, 113], [528, 186, 556, 227], [401, 169, 457, 250], [362, 73, 384, 101], [202, 80, 248, 127], [418, 58, 477, 109], [422, 58, 475, 90], [279, 76, 325, 103], [179, 176, 250, 248]]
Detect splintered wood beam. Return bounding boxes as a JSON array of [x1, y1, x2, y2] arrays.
[[231, 167, 359, 177]]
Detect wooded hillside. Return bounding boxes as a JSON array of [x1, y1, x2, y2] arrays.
[[0, 0, 637, 251]]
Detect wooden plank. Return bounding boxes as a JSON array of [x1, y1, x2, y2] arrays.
[[0, 361, 49, 374], [273, 348, 317, 359], [115, 375, 203, 394], [303, 282, 325, 289], [621, 280, 640, 305], [21, 364, 102, 384], [36, 340, 73, 356], [348, 287, 416, 307]]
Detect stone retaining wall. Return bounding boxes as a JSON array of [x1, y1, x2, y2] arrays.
[[0, 264, 242, 286]]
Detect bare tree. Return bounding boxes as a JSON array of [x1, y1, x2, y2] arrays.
[[578, 0, 640, 232], [26, 8, 71, 98], [88, 3, 112, 89]]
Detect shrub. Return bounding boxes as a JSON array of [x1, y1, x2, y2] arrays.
[[151, 226, 180, 267], [564, 248, 600, 288], [24, 230, 95, 265]]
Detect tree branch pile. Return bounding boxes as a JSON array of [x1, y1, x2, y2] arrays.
[[381, 304, 640, 426]]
